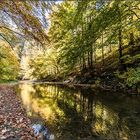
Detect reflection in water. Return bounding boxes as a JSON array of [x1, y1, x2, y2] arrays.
[[17, 83, 140, 140]]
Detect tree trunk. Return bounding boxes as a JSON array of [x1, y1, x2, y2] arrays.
[[101, 33, 104, 66], [82, 53, 86, 70], [129, 15, 134, 46], [94, 46, 96, 63], [118, 28, 125, 70], [88, 51, 91, 68], [117, 4, 125, 71], [109, 43, 112, 53], [90, 46, 93, 68]]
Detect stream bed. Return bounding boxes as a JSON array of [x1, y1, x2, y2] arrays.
[[15, 82, 140, 140]]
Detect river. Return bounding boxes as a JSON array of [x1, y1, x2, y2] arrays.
[[15, 82, 140, 140]]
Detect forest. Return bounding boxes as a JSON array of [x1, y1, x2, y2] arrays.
[[0, 0, 140, 140], [0, 0, 140, 92]]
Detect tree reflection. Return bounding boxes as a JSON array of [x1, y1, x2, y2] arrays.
[[18, 83, 140, 140]]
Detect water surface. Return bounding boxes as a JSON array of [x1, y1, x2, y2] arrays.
[[16, 83, 140, 140]]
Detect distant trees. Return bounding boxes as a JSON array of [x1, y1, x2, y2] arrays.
[[29, 48, 60, 80]]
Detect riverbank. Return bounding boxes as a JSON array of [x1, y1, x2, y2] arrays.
[[35, 71, 124, 90], [37, 71, 139, 95], [0, 85, 37, 140]]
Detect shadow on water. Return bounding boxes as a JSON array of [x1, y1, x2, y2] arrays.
[[15, 83, 140, 140]]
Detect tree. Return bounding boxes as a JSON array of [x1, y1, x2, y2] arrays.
[[0, 0, 53, 47], [0, 42, 19, 81], [26, 0, 140, 82]]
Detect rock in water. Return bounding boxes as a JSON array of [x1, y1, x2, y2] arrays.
[[32, 124, 51, 140], [32, 124, 42, 135]]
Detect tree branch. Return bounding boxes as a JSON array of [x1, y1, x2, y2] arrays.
[[0, 25, 25, 37], [0, 33, 15, 51], [124, 4, 140, 20]]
